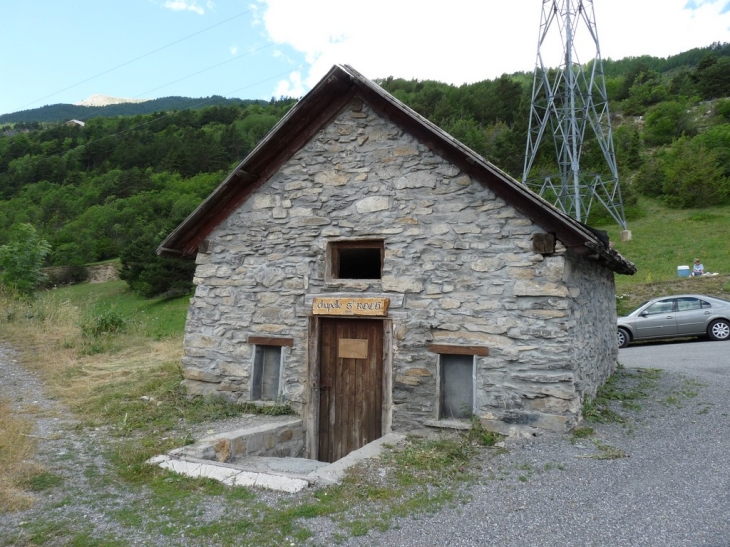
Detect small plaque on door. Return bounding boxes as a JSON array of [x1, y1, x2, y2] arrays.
[[338, 338, 369, 359]]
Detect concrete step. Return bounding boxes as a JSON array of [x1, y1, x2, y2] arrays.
[[149, 433, 407, 492]]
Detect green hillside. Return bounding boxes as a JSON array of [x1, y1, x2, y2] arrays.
[[1, 43, 730, 297], [0, 96, 266, 125], [598, 200, 730, 315], [603, 200, 730, 285]]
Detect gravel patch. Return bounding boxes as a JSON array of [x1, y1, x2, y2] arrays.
[[1, 341, 729, 546]]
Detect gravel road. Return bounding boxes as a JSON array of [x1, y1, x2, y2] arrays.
[[1, 340, 729, 546], [326, 339, 730, 547]]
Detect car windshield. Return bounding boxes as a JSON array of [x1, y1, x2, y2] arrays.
[[628, 300, 649, 316]]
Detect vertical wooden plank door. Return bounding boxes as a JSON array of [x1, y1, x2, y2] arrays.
[[318, 318, 383, 463]]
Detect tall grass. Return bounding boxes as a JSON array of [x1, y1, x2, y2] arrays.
[[0, 400, 41, 512], [0, 284, 194, 512]]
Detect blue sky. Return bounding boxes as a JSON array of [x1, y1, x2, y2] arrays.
[[2, 0, 730, 116]]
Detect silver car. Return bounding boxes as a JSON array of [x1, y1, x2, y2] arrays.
[[617, 294, 730, 348]]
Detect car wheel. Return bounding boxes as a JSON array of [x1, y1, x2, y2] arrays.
[[617, 328, 630, 348], [708, 319, 730, 341]]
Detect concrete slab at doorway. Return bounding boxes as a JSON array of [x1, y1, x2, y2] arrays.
[[148, 433, 406, 493]]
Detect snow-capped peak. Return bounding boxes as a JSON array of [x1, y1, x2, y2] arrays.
[[74, 95, 150, 107]]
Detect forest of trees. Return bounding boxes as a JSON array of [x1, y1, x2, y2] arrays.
[[0, 95, 265, 124], [2, 43, 730, 296]]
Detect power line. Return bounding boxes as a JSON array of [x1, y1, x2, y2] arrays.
[[131, 43, 277, 101], [14, 10, 253, 112], [64, 42, 279, 125]]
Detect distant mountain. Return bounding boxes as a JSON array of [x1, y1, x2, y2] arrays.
[[74, 95, 150, 107], [0, 95, 264, 124]]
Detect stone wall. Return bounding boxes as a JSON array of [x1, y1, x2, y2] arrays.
[[565, 252, 619, 401], [181, 98, 618, 434], [174, 419, 305, 462]]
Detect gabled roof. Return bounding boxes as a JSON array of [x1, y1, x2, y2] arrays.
[[158, 64, 636, 275]]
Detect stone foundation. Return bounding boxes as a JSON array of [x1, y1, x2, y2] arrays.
[[173, 419, 305, 463]]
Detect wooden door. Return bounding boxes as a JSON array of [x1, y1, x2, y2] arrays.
[[318, 318, 383, 463]]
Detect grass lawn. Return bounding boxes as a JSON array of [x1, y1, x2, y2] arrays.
[[51, 280, 189, 339], [600, 198, 730, 288]]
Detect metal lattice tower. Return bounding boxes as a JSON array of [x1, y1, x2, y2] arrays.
[[522, 0, 627, 229]]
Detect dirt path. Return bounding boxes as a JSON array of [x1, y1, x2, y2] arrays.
[[0, 343, 144, 544], [0, 344, 292, 546]]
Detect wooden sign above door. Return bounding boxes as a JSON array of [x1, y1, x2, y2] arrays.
[[312, 297, 390, 317]]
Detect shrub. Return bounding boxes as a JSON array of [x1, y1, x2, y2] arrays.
[[635, 157, 665, 198], [635, 138, 730, 208], [0, 223, 51, 296], [714, 99, 730, 123], [81, 308, 128, 337], [643, 101, 696, 146], [662, 139, 730, 208]]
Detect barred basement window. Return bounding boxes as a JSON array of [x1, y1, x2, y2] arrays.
[[248, 336, 292, 401], [428, 344, 487, 421], [329, 240, 384, 280], [251, 346, 282, 400], [438, 354, 475, 420]]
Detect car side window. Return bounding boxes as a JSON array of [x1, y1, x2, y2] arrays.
[[677, 298, 702, 311], [700, 300, 711, 309], [645, 300, 675, 315]]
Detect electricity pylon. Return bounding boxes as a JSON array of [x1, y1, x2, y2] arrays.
[[522, 0, 628, 231]]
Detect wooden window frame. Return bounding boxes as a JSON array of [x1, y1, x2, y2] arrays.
[[427, 344, 488, 356], [327, 239, 385, 281], [247, 336, 294, 347]]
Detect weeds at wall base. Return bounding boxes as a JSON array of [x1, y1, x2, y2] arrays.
[[582, 365, 663, 424]]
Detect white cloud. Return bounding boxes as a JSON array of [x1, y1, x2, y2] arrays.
[[274, 70, 305, 98], [597, 0, 730, 60], [163, 0, 205, 15], [230, 46, 239, 55], [255, 0, 730, 93], [272, 48, 297, 64]]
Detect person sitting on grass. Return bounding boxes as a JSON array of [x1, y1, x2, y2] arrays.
[[691, 259, 705, 277]]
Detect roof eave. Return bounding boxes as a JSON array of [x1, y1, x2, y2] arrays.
[[158, 64, 637, 276], [157, 66, 357, 257]]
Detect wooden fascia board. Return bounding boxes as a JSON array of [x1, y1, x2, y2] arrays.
[[427, 344, 489, 356]]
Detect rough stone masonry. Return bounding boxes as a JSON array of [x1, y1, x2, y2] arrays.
[[180, 98, 618, 436]]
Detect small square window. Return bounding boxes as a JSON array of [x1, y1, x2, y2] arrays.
[[251, 345, 282, 400], [439, 354, 474, 420], [329, 240, 384, 280]]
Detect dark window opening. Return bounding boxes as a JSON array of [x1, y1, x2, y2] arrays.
[[331, 241, 384, 280], [251, 345, 281, 400], [439, 354, 474, 420]]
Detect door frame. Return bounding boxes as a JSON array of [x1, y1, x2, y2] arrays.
[[305, 316, 392, 460]]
